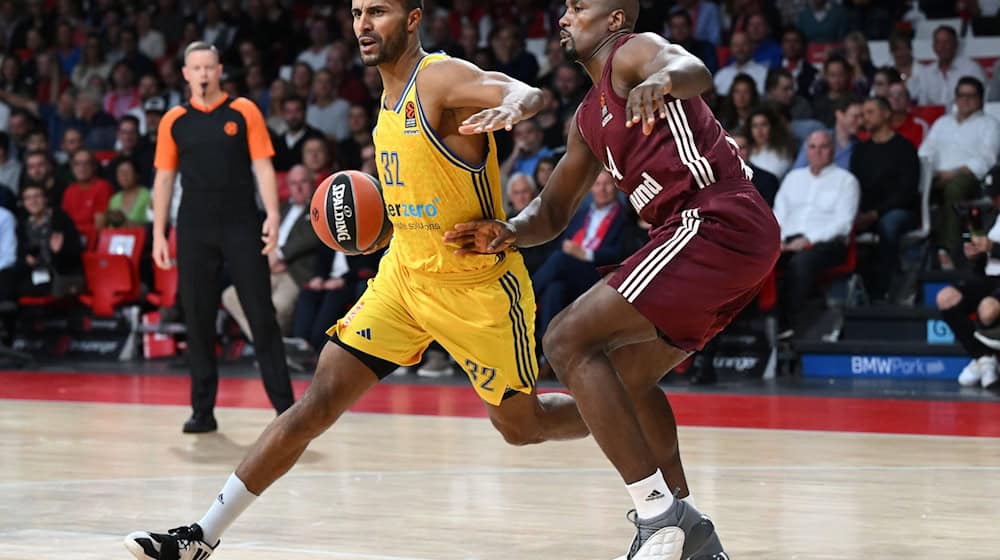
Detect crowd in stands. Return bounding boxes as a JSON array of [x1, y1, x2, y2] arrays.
[[2, 0, 1000, 388]]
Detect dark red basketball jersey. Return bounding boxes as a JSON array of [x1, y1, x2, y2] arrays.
[[577, 34, 754, 228]]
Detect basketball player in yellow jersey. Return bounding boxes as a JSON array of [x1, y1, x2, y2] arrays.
[[123, 1, 591, 558]]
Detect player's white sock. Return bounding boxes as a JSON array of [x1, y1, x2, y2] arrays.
[[198, 473, 257, 545], [626, 469, 675, 520]]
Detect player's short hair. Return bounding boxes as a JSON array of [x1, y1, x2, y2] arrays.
[[957, 76, 985, 99], [832, 94, 862, 114], [866, 96, 891, 112], [183, 41, 219, 63], [934, 25, 959, 41], [823, 53, 849, 72], [282, 95, 306, 109], [404, 0, 422, 10], [873, 66, 902, 85], [506, 173, 537, 195], [764, 68, 793, 92]]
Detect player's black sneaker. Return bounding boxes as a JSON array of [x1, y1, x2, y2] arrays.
[[690, 531, 730, 560], [124, 523, 218, 560]]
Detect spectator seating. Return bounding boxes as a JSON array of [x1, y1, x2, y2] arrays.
[[914, 18, 963, 39], [79, 227, 146, 317], [870, 36, 1000, 75]]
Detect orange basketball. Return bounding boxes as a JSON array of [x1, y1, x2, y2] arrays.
[[310, 170, 392, 255]]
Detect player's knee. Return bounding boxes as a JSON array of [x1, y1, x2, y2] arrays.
[[289, 384, 340, 435], [979, 297, 1000, 324], [492, 419, 543, 446], [541, 316, 576, 366], [936, 286, 962, 310]]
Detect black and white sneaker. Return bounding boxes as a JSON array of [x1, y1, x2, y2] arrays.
[[124, 523, 218, 560]]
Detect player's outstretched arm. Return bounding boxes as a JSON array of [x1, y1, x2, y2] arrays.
[[420, 58, 544, 134], [616, 33, 713, 135], [444, 112, 602, 254]]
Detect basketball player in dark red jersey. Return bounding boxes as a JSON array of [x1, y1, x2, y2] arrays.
[[446, 1, 779, 558]]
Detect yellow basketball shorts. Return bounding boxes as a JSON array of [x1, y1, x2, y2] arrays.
[[329, 253, 538, 406]]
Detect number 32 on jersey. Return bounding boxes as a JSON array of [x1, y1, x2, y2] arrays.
[[380, 151, 404, 186]]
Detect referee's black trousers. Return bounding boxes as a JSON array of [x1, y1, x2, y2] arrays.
[[176, 217, 295, 416]]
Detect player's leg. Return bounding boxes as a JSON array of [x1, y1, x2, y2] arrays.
[[123, 341, 389, 560], [126, 263, 427, 560], [176, 225, 224, 432], [485, 388, 588, 445], [608, 340, 690, 496], [224, 221, 294, 414], [609, 340, 729, 560], [425, 262, 590, 444], [543, 281, 715, 560]]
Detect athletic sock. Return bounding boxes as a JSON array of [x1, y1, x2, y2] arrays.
[[626, 469, 675, 520], [197, 473, 258, 545]]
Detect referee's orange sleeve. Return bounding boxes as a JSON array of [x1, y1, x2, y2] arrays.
[[232, 97, 275, 161], [154, 106, 186, 170]]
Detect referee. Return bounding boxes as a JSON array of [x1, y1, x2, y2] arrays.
[[152, 41, 294, 433]]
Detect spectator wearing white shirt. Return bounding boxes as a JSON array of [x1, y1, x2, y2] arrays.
[[306, 69, 351, 142], [908, 26, 986, 107], [773, 130, 860, 336], [296, 20, 333, 72], [221, 165, 320, 339], [713, 31, 768, 95], [0, 132, 22, 202], [136, 12, 166, 61], [920, 77, 1000, 268], [0, 205, 14, 304], [747, 106, 797, 180]]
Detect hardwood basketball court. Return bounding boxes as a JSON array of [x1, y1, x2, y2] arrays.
[[1, 370, 998, 559]]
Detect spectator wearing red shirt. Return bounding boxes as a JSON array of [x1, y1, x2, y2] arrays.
[[888, 82, 927, 148], [61, 149, 112, 247]]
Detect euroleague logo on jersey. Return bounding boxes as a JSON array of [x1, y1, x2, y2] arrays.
[[404, 101, 417, 128], [600, 92, 613, 127], [224, 121, 238, 136]]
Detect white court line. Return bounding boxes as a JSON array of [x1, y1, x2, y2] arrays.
[[2, 464, 1000, 490], [228, 542, 440, 560], [0, 530, 438, 560]]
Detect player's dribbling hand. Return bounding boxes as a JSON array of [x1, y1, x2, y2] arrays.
[[625, 73, 674, 136], [459, 105, 523, 135], [261, 213, 280, 255], [152, 234, 172, 270], [443, 220, 516, 255]]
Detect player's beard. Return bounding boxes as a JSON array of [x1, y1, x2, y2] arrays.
[[360, 20, 408, 67], [561, 33, 581, 61]]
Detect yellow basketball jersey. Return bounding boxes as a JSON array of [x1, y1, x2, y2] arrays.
[[373, 53, 507, 277]]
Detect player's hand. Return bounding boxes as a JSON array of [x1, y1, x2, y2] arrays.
[[625, 73, 674, 136], [443, 220, 516, 255], [322, 277, 346, 290], [49, 231, 64, 253], [152, 233, 172, 270], [562, 239, 586, 260], [459, 105, 524, 135], [261, 213, 279, 255], [305, 276, 323, 290]]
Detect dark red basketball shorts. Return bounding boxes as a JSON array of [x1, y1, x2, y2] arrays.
[[604, 181, 781, 352]]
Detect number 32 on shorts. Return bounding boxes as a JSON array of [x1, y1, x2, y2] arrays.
[[464, 359, 497, 392]]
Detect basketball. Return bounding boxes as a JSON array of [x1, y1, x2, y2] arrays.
[[310, 170, 392, 255]]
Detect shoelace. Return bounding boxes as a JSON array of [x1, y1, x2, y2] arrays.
[[160, 525, 201, 559]]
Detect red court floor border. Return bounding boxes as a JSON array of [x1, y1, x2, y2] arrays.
[[1, 370, 999, 437]]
